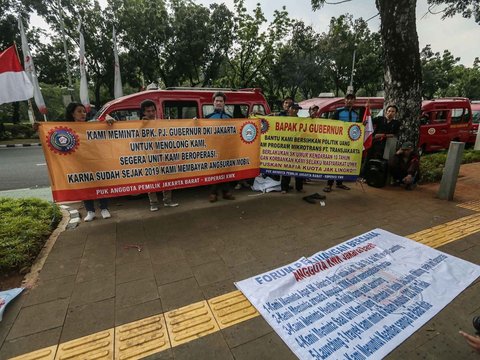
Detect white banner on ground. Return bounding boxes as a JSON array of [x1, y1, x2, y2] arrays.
[[235, 229, 480, 360]]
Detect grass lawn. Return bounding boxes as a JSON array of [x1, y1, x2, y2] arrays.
[[0, 198, 61, 289]]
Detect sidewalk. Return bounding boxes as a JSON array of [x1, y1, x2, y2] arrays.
[[1, 164, 479, 359]]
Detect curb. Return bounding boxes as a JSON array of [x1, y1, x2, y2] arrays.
[[0, 143, 41, 148], [60, 205, 81, 229]]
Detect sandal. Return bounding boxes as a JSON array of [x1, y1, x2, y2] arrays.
[[323, 186, 332, 193], [336, 184, 350, 190]]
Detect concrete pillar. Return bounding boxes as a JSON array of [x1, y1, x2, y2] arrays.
[[474, 127, 480, 151], [437, 142, 465, 201]]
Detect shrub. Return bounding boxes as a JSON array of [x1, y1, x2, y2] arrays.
[[0, 198, 62, 274], [420, 149, 480, 183]]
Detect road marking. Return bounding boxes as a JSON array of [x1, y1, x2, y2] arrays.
[[13, 202, 480, 360], [36, 163, 47, 166]]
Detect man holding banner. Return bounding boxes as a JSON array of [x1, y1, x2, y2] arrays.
[[141, 99, 179, 211], [206, 92, 236, 202], [324, 93, 360, 193]]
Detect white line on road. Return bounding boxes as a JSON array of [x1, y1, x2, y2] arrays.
[[36, 163, 47, 166]]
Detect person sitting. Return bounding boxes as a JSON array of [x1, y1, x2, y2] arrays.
[[388, 141, 420, 190]]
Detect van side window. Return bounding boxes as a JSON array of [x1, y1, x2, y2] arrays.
[[420, 113, 430, 125], [451, 108, 465, 124], [163, 101, 198, 119], [252, 104, 266, 115], [108, 109, 141, 121], [202, 104, 249, 118], [433, 111, 447, 123]]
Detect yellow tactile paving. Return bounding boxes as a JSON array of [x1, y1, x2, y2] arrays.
[[408, 213, 480, 248], [164, 300, 220, 347], [114, 314, 170, 360], [457, 199, 480, 212], [9, 345, 57, 360], [208, 290, 259, 329], [55, 329, 114, 360]]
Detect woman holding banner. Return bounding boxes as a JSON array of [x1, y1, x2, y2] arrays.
[[65, 102, 112, 222]]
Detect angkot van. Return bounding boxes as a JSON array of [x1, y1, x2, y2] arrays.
[[94, 87, 271, 121]]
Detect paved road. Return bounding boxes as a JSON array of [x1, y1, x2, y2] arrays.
[[0, 147, 50, 191]]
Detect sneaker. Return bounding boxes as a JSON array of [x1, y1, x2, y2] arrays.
[[234, 183, 242, 190], [84, 211, 96, 222], [209, 194, 218, 203], [101, 209, 111, 219], [164, 202, 179, 207], [150, 205, 159, 212]]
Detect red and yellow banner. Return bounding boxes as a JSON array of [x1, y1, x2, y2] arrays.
[[259, 117, 364, 181], [39, 119, 260, 202]]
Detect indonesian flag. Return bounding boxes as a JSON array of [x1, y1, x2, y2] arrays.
[[18, 18, 47, 114], [78, 22, 91, 113], [363, 105, 373, 150], [0, 45, 33, 105], [113, 27, 123, 99]]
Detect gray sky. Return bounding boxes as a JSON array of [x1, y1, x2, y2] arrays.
[[195, 0, 480, 66], [31, 0, 479, 66]]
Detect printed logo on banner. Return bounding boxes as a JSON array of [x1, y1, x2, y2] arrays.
[[240, 122, 258, 144], [260, 118, 270, 134], [46, 127, 80, 155], [348, 124, 362, 141]]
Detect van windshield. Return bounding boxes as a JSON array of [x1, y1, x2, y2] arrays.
[[203, 104, 249, 118]]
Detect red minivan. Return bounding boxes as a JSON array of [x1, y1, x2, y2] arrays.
[[300, 96, 473, 153], [95, 87, 271, 121], [419, 98, 472, 153]]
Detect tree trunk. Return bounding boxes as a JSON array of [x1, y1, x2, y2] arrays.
[[376, 0, 422, 146]]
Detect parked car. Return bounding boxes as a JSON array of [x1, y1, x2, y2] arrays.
[[94, 87, 271, 121]]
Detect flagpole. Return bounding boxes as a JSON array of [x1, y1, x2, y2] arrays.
[[57, 0, 73, 100]]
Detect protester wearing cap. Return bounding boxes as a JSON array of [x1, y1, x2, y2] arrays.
[[324, 92, 360, 192], [388, 141, 420, 190], [288, 103, 302, 117]]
